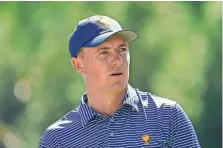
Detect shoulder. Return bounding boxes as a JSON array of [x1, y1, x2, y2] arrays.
[[39, 106, 80, 146], [148, 93, 188, 119], [136, 89, 177, 109], [149, 93, 177, 109], [137, 90, 190, 122], [47, 106, 80, 131], [136, 89, 181, 123]]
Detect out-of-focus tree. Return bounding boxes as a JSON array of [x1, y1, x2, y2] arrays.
[[0, 2, 221, 148]]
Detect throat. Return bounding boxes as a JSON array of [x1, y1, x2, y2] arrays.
[[87, 95, 126, 116], [85, 86, 128, 115]]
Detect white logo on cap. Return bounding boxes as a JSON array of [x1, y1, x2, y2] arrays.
[[97, 16, 110, 28]]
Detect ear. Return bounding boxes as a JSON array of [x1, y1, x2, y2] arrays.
[[71, 57, 84, 74]]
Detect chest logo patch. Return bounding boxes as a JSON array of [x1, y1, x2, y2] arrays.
[[142, 134, 150, 145]]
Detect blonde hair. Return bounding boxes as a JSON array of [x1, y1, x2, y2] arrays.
[[77, 47, 85, 58]]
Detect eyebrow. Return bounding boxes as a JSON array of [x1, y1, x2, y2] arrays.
[[97, 43, 128, 51]]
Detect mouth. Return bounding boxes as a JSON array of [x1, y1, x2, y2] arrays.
[[110, 72, 123, 76]]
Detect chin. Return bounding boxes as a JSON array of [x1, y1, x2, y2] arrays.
[[109, 81, 128, 91]]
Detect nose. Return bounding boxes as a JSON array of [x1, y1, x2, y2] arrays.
[[111, 52, 123, 67]]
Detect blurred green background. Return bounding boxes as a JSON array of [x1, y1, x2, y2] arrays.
[[0, 1, 222, 148]]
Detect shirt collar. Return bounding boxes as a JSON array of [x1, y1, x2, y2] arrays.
[[78, 93, 97, 126], [78, 84, 139, 126], [122, 84, 139, 112]]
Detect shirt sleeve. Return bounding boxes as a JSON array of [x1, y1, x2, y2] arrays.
[[169, 103, 201, 148], [39, 140, 48, 148], [38, 130, 60, 148]]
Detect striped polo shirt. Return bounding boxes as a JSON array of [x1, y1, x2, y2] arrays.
[[39, 84, 200, 148]]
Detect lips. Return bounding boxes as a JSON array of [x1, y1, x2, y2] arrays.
[[110, 72, 123, 76]]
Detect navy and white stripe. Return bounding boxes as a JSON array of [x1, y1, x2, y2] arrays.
[[39, 84, 200, 148]]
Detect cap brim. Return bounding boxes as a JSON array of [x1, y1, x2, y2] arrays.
[[83, 30, 137, 47]]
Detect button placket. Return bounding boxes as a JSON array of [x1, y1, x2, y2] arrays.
[[110, 116, 114, 122], [110, 132, 114, 137], [108, 115, 115, 138]]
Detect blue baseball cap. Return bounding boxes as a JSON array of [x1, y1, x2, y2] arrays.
[[69, 15, 137, 58]]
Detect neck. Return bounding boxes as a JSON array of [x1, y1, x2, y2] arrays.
[[85, 86, 127, 116]]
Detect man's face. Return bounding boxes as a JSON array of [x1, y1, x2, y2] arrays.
[[74, 34, 130, 92]]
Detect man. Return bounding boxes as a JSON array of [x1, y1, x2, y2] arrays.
[[39, 15, 200, 148]]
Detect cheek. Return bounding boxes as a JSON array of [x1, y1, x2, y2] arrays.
[[126, 53, 130, 63], [124, 54, 130, 77], [93, 64, 101, 75], [89, 63, 107, 80], [124, 53, 130, 68]]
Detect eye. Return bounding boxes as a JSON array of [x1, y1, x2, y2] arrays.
[[99, 51, 108, 55], [119, 47, 127, 52]]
